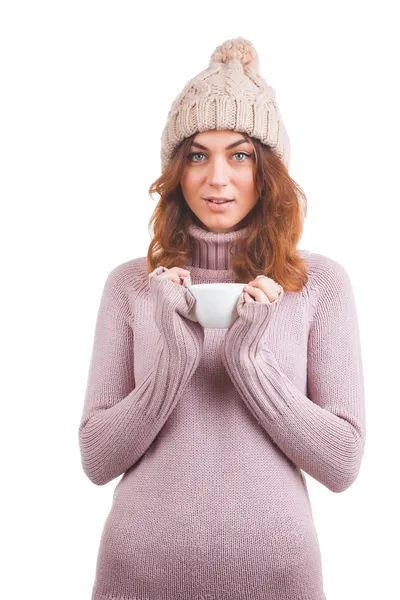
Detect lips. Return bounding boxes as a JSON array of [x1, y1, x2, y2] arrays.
[[203, 198, 234, 212], [203, 198, 233, 204]]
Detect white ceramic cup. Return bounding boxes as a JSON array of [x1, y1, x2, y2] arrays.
[[185, 282, 246, 329]]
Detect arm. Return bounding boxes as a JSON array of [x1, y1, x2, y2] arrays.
[[78, 264, 204, 486], [221, 259, 366, 493]]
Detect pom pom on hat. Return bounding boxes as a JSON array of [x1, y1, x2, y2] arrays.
[[208, 36, 260, 75]]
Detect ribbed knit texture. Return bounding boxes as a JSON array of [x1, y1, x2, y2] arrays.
[[79, 220, 366, 600]]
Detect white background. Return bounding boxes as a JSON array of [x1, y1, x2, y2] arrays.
[[1, 1, 399, 598]]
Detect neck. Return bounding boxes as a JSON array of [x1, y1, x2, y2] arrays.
[[185, 219, 250, 271]]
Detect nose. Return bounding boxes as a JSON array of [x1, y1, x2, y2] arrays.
[[206, 155, 229, 187]]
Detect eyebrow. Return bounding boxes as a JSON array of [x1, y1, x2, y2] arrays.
[[190, 137, 250, 150]]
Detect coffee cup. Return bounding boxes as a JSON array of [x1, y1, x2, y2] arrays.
[[185, 281, 246, 329]]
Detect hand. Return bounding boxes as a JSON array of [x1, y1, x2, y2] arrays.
[[152, 266, 192, 286], [149, 265, 197, 318], [149, 264, 200, 326], [243, 275, 283, 304], [224, 276, 284, 361], [233, 274, 284, 336]]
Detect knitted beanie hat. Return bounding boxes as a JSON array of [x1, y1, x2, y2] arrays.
[[160, 36, 290, 171]]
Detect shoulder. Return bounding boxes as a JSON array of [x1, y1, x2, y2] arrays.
[[106, 256, 148, 284], [298, 250, 356, 318], [297, 249, 352, 290], [102, 256, 149, 301]]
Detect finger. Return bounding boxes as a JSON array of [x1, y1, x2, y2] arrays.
[[158, 267, 191, 285], [243, 284, 271, 304], [251, 276, 282, 291], [248, 278, 281, 301], [169, 267, 191, 276], [159, 272, 182, 285], [173, 269, 191, 284], [244, 291, 254, 303]]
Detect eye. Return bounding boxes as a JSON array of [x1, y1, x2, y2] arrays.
[[233, 152, 251, 161], [187, 152, 205, 162]]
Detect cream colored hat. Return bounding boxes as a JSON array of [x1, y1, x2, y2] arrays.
[[160, 36, 291, 170]]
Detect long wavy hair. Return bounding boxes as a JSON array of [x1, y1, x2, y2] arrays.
[[146, 132, 308, 292]]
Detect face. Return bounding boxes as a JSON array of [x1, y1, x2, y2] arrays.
[[179, 129, 259, 233]]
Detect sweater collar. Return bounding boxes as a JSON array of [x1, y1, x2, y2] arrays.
[[185, 219, 250, 271]]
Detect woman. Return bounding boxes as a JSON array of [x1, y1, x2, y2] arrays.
[[78, 37, 366, 600]]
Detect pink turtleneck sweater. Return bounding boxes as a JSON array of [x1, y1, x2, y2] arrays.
[[78, 220, 366, 600]]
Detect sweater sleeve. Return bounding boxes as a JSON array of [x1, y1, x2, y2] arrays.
[[78, 265, 204, 486], [221, 258, 366, 493]]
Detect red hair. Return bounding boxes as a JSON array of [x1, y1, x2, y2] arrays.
[[146, 132, 308, 292]]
